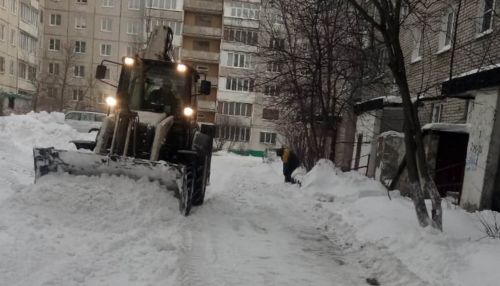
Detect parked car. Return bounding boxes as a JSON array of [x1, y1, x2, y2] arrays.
[[64, 111, 106, 133]]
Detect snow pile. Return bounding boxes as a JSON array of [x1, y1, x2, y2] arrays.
[[0, 174, 181, 285], [300, 159, 500, 286], [300, 159, 386, 200], [0, 112, 94, 199]]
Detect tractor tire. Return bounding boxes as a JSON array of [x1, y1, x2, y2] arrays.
[[179, 162, 195, 216], [192, 155, 208, 206]]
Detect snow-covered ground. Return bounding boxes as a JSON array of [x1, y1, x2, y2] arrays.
[[0, 112, 500, 285]]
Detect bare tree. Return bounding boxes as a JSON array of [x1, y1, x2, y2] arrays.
[[256, 0, 366, 169], [346, 0, 444, 230]]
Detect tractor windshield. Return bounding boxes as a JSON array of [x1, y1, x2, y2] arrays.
[[126, 62, 192, 116]]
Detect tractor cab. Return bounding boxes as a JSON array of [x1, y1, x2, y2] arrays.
[[97, 57, 211, 121]]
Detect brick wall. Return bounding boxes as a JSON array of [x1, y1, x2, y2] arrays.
[[400, 0, 500, 124]]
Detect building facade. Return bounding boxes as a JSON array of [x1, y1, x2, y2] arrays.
[[0, 0, 43, 114]]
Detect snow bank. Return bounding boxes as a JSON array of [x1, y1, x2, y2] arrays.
[[300, 159, 500, 286], [0, 112, 94, 199], [0, 174, 181, 285], [300, 159, 386, 201]]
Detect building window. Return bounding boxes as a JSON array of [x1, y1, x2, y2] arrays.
[[0, 57, 4, 73], [48, 86, 58, 98], [10, 0, 16, 13], [262, 108, 279, 120], [264, 85, 279, 96], [1, 0, 5, 9], [18, 62, 26, 79], [97, 93, 107, 104], [128, 0, 140, 10], [76, 0, 87, 4], [19, 32, 36, 54], [146, 18, 182, 35], [9, 60, 14, 75], [101, 18, 112, 32], [75, 16, 87, 29], [217, 101, 253, 117], [127, 22, 140, 35], [216, 125, 251, 142], [411, 28, 423, 62], [260, 132, 277, 144], [227, 52, 253, 68], [102, 0, 113, 7], [480, 0, 494, 33], [50, 14, 61, 26], [266, 61, 282, 72], [431, 103, 443, 123], [49, 38, 60, 51], [100, 44, 112, 56], [269, 37, 285, 50], [75, 40, 86, 53], [193, 40, 210, 51], [0, 24, 5, 41], [225, 77, 254, 92], [20, 3, 38, 27], [230, 2, 259, 20], [438, 8, 455, 51], [73, 65, 85, 77], [195, 15, 212, 27], [10, 29, 15, 46], [28, 65, 36, 81], [223, 27, 258, 45], [72, 89, 84, 101], [49, 62, 60, 75], [145, 0, 177, 10]]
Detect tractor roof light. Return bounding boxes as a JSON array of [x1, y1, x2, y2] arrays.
[[123, 57, 135, 66], [106, 96, 117, 107], [177, 63, 187, 73], [183, 107, 194, 117]]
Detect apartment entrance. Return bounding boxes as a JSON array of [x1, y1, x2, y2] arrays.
[[433, 131, 469, 203]]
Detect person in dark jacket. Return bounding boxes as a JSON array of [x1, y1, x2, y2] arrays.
[[276, 147, 300, 183]]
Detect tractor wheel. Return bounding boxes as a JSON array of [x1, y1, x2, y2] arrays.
[[192, 155, 208, 206], [179, 162, 195, 216]]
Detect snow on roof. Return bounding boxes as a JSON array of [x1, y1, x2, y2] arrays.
[[421, 123, 470, 133], [378, 130, 404, 138], [448, 63, 500, 81], [358, 95, 402, 105]]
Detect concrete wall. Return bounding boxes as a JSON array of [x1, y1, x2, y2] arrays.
[[461, 88, 500, 210]]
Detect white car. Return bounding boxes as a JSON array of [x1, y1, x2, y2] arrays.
[[64, 111, 106, 133]]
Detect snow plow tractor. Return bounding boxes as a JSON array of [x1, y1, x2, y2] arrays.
[[33, 27, 214, 216]]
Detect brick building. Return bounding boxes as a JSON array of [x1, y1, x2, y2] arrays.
[[353, 0, 500, 211]]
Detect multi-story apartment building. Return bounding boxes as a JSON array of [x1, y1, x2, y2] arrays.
[[216, 0, 281, 154], [0, 0, 281, 154], [181, 0, 222, 123], [0, 0, 43, 114]]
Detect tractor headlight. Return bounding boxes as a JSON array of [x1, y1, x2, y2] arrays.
[[123, 57, 135, 66], [105, 96, 117, 107], [177, 63, 187, 72], [183, 107, 194, 116]]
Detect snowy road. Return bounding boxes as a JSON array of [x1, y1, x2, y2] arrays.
[[177, 155, 362, 286], [175, 154, 424, 286]]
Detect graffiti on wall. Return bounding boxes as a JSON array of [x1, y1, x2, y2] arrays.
[[465, 142, 482, 171]]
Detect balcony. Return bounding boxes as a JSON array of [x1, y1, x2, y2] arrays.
[[198, 99, 216, 111], [184, 0, 223, 14], [182, 49, 219, 63], [183, 25, 222, 39]]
